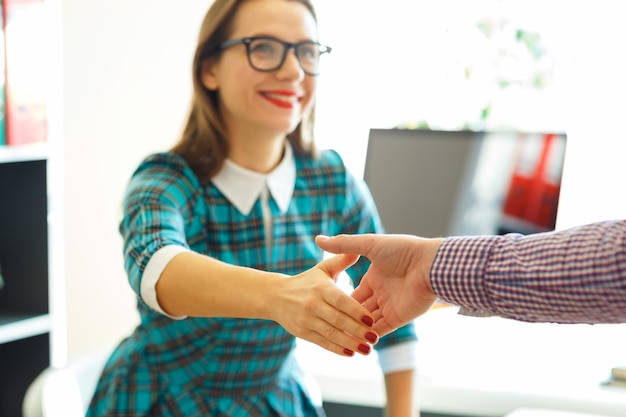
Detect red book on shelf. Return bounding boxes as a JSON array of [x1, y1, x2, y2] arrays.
[[3, 0, 47, 146]]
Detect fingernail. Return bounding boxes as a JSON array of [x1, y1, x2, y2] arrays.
[[365, 332, 378, 344], [361, 316, 374, 327], [343, 348, 354, 357], [358, 344, 371, 355]]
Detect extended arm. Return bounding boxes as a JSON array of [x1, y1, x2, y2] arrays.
[[433, 219, 626, 324], [155, 250, 377, 357], [316, 219, 626, 335]]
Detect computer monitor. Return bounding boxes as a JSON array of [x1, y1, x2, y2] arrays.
[[363, 128, 567, 238]]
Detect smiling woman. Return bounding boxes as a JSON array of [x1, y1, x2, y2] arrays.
[[83, 1, 417, 416], [57, 1, 626, 417]]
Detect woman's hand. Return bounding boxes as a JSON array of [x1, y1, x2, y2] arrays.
[[270, 254, 378, 357]]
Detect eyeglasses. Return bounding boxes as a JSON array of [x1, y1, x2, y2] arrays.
[[218, 36, 332, 76]]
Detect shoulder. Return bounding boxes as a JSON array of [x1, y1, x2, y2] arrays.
[[125, 152, 202, 203], [295, 149, 350, 186], [315, 148, 345, 169], [296, 148, 344, 169], [134, 152, 192, 178]]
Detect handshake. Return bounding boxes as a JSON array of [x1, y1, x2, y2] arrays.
[[310, 234, 444, 343], [311, 219, 626, 357]]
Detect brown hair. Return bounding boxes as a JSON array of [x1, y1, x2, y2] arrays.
[[171, 0, 319, 183]]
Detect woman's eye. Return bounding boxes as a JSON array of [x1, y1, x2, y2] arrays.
[[250, 40, 278, 55], [298, 44, 319, 61], [299, 46, 317, 59]]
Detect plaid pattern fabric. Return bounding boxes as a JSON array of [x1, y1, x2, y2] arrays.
[[432, 219, 626, 323], [86, 150, 417, 417]]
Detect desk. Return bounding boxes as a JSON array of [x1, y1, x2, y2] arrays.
[[295, 307, 626, 417]]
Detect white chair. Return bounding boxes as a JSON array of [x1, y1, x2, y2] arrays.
[[22, 348, 112, 417]]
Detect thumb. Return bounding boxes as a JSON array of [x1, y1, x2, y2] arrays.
[[317, 254, 360, 282], [316, 234, 369, 256]]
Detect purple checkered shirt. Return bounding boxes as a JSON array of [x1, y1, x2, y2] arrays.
[[431, 219, 626, 324]]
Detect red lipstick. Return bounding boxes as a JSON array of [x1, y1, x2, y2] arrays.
[[261, 90, 301, 109]]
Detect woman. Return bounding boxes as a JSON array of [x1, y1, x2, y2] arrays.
[[87, 0, 417, 416]]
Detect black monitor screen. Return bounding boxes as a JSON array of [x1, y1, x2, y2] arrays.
[[363, 128, 567, 237]]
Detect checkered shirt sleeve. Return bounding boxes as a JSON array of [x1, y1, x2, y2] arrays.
[[431, 219, 626, 323]]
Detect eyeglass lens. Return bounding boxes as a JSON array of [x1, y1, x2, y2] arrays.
[[246, 38, 324, 75]]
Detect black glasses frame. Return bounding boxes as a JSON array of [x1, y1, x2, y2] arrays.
[[218, 36, 332, 76]]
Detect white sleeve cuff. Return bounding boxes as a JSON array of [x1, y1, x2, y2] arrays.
[[141, 245, 190, 320], [377, 341, 418, 374]]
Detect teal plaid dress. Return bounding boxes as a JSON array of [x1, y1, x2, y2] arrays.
[[86, 149, 417, 417]]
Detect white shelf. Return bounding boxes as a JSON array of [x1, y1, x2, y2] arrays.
[[0, 314, 51, 345], [0, 142, 49, 164]]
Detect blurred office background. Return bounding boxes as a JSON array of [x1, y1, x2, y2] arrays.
[[61, 0, 625, 389]]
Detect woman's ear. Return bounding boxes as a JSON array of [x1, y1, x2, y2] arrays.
[[200, 58, 219, 91]]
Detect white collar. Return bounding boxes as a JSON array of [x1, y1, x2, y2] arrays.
[[211, 143, 296, 216]]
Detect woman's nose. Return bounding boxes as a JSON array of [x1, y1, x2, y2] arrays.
[[276, 48, 305, 80]]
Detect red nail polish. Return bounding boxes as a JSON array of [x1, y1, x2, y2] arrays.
[[343, 348, 354, 356], [361, 316, 374, 327], [365, 332, 378, 344], [358, 344, 371, 354]]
